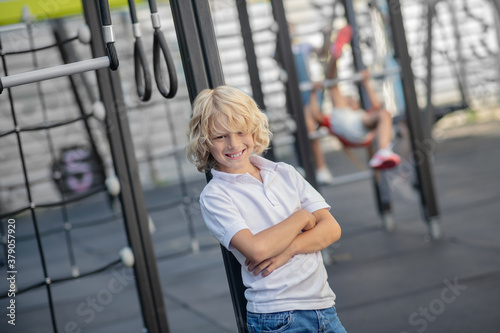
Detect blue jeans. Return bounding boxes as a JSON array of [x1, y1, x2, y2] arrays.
[[247, 306, 347, 333]]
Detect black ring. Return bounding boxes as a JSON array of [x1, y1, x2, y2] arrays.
[[153, 30, 178, 99], [134, 39, 152, 102]]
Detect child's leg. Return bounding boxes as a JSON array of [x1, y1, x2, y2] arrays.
[[305, 105, 327, 169], [247, 309, 347, 333], [305, 95, 334, 184], [364, 109, 402, 169], [308, 88, 327, 124], [319, 306, 348, 333], [325, 26, 352, 110], [361, 108, 393, 150]]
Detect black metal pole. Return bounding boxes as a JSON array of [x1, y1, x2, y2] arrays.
[[341, 0, 370, 107], [448, 0, 469, 108], [492, 0, 500, 105], [342, 0, 393, 224], [270, 0, 318, 188], [387, 0, 440, 237], [169, 1, 210, 101], [236, 0, 276, 161], [192, 1, 225, 88], [424, 1, 436, 139], [236, 1, 265, 107], [493, 0, 500, 14], [169, 1, 248, 332], [82, 1, 170, 332]]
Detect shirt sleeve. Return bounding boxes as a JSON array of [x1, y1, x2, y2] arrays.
[[199, 187, 249, 251], [288, 164, 331, 213]]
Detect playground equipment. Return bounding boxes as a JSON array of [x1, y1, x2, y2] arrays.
[[0, 1, 169, 332], [172, 0, 441, 331], [0, 3, 118, 93], [2, 0, 498, 332]]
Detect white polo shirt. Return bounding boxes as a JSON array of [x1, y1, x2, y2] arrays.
[[200, 155, 336, 313]]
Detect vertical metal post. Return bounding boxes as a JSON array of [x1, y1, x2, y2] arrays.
[[448, 0, 469, 107], [343, 0, 393, 226], [341, 0, 370, 107], [492, 0, 500, 105], [82, 1, 170, 332], [424, 1, 436, 138], [387, 0, 441, 238], [236, 1, 265, 107], [492, 0, 500, 17], [169, 1, 210, 100], [270, 0, 318, 188], [169, 1, 248, 332], [236, 0, 276, 161]]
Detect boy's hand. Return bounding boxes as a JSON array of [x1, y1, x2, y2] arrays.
[[243, 209, 315, 277], [245, 249, 294, 277], [300, 209, 317, 231]]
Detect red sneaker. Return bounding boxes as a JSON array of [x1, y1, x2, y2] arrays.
[[331, 25, 353, 60], [369, 149, 401, 170]]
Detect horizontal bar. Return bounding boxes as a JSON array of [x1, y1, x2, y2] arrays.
[[0, 23, 26, 33], [299, 66, 401, 91], [1, 56, 109, 91]]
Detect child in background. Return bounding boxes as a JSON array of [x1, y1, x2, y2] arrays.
[[307, 25, 401, 169], [291, 28, 334, 184], [186, 85, 347, 332]]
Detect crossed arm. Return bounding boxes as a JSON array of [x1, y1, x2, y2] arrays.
[[230, 208, 341, 277]]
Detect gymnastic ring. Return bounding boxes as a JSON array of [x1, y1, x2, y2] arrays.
[[153, 30, 178, 99]]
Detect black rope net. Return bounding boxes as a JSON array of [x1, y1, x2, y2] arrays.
[[0, 4, 215, 332], [0, 16, 143, 333]]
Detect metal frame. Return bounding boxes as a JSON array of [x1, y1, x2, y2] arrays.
[[424, 0, 436, 139], [168, 1, 248, 332], [342, 0, 394, 225], [0, 0, 441, 331], [82, 1, 170, 332], [0, 0, 118, 93], [167, 0, 441, 332], [423, 0, 470, 126], [236, 0, 276, 161], [492, 0, 500, 105], [447, 0, 469, 108], [270, 0, 318, 188], [0, 57, 109, 91], [387, 0, 440, 237]]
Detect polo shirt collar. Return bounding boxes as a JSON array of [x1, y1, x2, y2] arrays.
[[210, 155, 278, 183]]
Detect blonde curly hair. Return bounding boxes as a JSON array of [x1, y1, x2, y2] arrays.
[[186, 85, 272, 173]]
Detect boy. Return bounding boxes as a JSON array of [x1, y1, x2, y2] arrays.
[[186, 85, 347, 332]]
